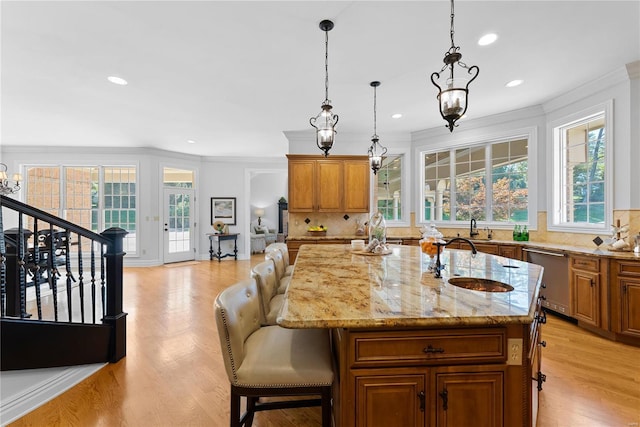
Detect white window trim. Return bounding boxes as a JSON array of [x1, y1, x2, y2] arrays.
[[376, 150, 411, 227], [415, 126, 538, 230], [547, 100, 613, 234]]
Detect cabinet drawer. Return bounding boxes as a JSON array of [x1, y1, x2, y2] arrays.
[[350, 329, 506, 367], [615, 260, 640, 277], [571, 256, 600, 272]]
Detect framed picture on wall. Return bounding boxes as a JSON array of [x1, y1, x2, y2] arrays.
[[211, 197, 236, 225]]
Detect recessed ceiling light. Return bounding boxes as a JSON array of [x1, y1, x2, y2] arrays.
[[391, 113, 403, 119], [187, 139, 196, 144], [478, 33, 498, 46], [107, 76, 128, 86], [505, 79, 524, 88]]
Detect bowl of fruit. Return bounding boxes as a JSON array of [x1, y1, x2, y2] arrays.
[[307, 225, 327, 236]]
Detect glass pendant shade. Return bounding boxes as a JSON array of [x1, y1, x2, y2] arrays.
[[438, 78, 469, 122]]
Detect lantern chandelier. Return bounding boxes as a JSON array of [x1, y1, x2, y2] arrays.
[[310, 19, 339, 157], [430, 0, 479, 132], [0, 163, 22, 195], [367, 81, 387, 175]]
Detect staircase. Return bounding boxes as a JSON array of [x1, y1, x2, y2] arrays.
[[0, 195, 127, 371]]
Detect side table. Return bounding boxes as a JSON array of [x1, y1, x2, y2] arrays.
[[207, 233, 239, 262]]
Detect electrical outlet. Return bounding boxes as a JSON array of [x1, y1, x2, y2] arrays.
[[507, 338, 523, 365]]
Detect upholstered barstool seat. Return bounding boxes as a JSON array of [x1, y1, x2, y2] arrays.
[[267, 242, 294, 276], [264, 249, 291, 295], [214, 278, 333, 427], [251, 259, 284, 325], [235, 326, 333, 386]]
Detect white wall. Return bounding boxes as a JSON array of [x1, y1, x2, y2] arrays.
[[249, 171, 287, 231]]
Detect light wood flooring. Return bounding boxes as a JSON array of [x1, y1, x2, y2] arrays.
[[8, 255, 640, 427]]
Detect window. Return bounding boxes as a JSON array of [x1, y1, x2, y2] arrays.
[[421, 134, 531, 226], [550, 102, 611, 231], [25, 164, 138, 254], [373, 154, 408, 225]]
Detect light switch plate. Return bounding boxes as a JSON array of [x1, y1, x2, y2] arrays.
[[507, 338, 523, 365]]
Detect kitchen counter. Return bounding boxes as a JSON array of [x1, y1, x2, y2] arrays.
[[279, 243, 545, 427], [278, 244, 543, 328], [286, 234, 640, 260]]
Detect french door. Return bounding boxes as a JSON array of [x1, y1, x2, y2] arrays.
[[163, 188, 195, 263]]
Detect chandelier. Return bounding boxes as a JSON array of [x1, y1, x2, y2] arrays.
[[310, 19, 339, 157], [430, 0, 479, 132], [367, 81, 387, 175], [0, 163, 22, 195]]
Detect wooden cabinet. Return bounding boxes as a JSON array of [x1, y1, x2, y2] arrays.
[[316, 160, 343, 211], [354, 371, 426, 427], [343, 160, 371, 212], [434, 369, 504, 427], [287, 155, 370, 213], [286, 239, 348, 265], [498, 244, 521, 260], [570, 255, 605, 327], [288, 159, 316, 212], [335, 325, 532, 427], [611, 260, 640, 339]]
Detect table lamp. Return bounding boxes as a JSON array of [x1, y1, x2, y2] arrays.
[[255, 208, 265, 226]]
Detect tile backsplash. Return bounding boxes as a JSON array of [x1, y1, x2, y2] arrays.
[[288, 209, 640, 248], [288, 212, 370, 236]]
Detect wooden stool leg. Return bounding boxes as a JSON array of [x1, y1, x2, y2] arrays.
[[230, 387, 241, 427], [321, 387, 332, 427]]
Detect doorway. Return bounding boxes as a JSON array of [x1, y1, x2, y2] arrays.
[[162, 167, 196, 264]]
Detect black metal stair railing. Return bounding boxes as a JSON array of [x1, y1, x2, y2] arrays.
[[0, 194, 128, 370]]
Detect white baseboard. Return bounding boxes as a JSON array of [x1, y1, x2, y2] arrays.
[[0, 363, 105, 426]]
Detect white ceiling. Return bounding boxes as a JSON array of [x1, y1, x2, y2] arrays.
[[1, 1, 639, 158]]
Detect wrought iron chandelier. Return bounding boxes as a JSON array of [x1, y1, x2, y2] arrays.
[[367, 81, 387, 175], [310, 19, 339, 157], [0, 163, 22, 195], [430, 0, 479, 132]]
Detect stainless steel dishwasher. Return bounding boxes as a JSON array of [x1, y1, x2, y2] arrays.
[[523, 247, 570, 315]]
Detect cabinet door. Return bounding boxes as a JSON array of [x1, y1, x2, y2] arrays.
[[474, 243, 499, 255], [498, 245, 521, 260], [435, 371, 504, 427], [572, 269, 600, 326], [316, 160, 343, 212], [355, 373, 426, 427], [619, 278, 640, 338], [344, 160, 370, 212], [288, 160, 316, 212]]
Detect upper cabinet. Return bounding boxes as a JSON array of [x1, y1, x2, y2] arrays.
[[287, 155, 370, 213]]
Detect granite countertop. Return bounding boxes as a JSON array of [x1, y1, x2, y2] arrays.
[[278, 244, 543, 329], [287, 234, 640, 260]]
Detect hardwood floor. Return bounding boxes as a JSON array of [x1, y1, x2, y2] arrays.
[[8, 255, 640, 427]]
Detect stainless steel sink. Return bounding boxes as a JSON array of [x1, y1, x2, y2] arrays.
[[448, 277, 514, 292]]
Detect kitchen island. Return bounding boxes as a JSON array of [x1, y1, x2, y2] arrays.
[[278, 244, 545, 427]]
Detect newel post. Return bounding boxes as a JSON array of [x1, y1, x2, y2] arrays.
[[101, 227, 128, 362]]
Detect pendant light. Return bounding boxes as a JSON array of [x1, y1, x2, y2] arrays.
[[0, 163, 22, 195], [310, 19, 339, 157], [430, 0, 479, 132], [367, 81, 387, 175]]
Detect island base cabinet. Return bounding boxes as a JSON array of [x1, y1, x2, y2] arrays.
[[433, 369, 504, 427], [354, 371, 426, 427], [611, 260, 640, 341]]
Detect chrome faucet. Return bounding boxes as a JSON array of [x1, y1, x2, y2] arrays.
[[470, 218, 479, 238], [433, 238, 478, 279]]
